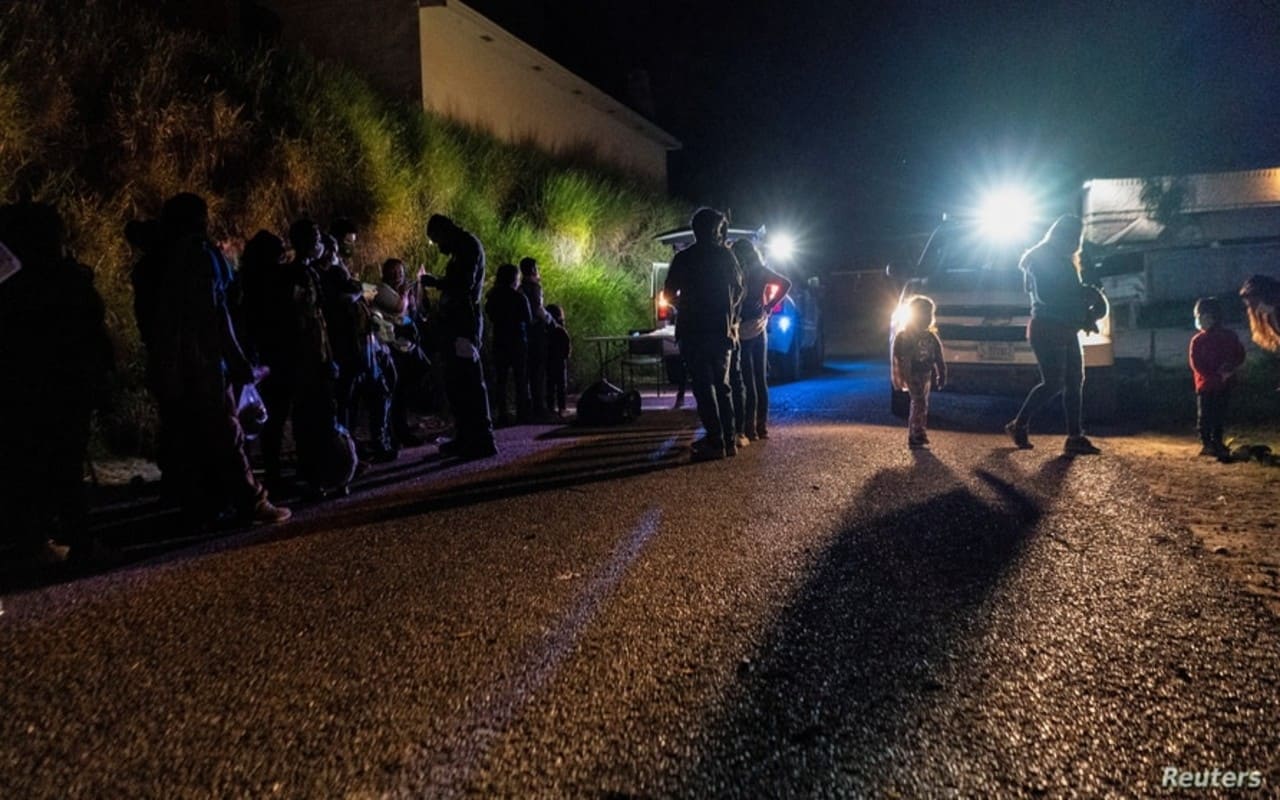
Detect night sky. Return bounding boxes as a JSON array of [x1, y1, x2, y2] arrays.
[[476, 0, 1280, 270]]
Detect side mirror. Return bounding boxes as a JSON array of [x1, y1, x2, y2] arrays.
[[886, 262, 913, 281]]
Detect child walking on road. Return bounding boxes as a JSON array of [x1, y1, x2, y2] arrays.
[[1189, 297, 1246, 458], [893, 295, 947, 449]]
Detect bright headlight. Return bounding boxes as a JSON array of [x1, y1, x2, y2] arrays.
[[768, 232, 796, 262], [977, 186, 1037, 243], [890, 303, 913, 332]]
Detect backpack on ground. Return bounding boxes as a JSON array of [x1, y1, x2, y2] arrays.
[[575, 379, 641, 426]]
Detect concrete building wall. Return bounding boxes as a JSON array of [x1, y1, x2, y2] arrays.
[[263, 0, 423, 101], [257, 0, 678, 184], [417, 2, 676, 185]]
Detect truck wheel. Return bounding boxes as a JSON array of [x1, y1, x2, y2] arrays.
[[786, 336, 801, 381], [771, 336, 801, 383], [891, 385, 910, 418]]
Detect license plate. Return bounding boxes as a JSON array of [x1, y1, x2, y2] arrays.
[[977, 342, 1014, 361]]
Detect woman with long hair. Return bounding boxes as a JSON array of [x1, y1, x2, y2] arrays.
[[1005, 214, 1101, 455], [731, 238, 791, 440], [1239, 274, 1280, 353]]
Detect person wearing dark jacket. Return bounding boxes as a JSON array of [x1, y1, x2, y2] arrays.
[[0, 201, 115, 562], [151, 194, 289, 525], [731, 238, 791, 440], [1189, 297, 1246, 458], [317, 233, 363, 425], [663, 207, 744, 461], [235, 229, 288, 367], [255, 218, 338, 489], [127, 217, 183, 494], [422, 214, 497, 458], [1005, 215, 1101, 455], [519, 257, 552, 419], [485, 263, 533, 426]]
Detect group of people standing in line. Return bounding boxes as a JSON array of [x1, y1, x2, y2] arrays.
[[662, 206, 792, 461], [485, 258, 573, 427], [0, 193, 580, 564], [892, 213, 1280, 457], [2, 195, 1276, 565], [126, 197, 528, 531]]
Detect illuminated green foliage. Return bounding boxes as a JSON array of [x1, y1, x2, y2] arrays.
[[0, 0, 682, 453]]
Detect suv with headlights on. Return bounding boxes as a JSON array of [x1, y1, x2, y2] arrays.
[[887, 218, 1116, 419]]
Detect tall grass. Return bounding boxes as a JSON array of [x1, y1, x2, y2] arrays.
[[0, 0, 684, 454]]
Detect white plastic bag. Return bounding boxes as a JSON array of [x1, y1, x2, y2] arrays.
[[237, 382, 269, 439]]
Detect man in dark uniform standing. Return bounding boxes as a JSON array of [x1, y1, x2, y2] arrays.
[[422, 214, 497, 459], [663, 207, 743, 461]]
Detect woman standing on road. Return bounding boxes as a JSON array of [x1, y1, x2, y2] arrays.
[[1005, 214, 1101, 455], [731, 238, 791, 440]]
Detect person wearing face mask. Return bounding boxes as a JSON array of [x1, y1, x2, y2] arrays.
[[662, 207, 744, 461], [1189, 297, 1246, 459]]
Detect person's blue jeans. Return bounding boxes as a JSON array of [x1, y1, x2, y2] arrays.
[[740, 333, 768, 435], [729, 340, 745, 436]]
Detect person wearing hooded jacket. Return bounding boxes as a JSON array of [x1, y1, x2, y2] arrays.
[[422, 214, 497, 458], [0, 201, 114, 562]]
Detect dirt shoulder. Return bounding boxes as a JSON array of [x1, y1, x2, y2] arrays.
[[1105, 433, 1280, 617]]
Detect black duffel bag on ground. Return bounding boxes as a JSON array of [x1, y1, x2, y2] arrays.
[[576, 379, 641, 426]]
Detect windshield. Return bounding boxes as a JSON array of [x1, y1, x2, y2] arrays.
[[918, 222, 1026, 275]]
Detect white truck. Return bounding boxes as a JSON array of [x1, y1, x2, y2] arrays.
[[888, 217, 1117, 419]]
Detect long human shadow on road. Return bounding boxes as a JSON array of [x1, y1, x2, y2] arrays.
[[0, 412, 704, 593], [671, 451, 1073, 796]]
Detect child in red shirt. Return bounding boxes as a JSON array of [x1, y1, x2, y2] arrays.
[[1189, 297, 1246, 458]]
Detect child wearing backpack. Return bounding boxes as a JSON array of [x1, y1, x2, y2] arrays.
[[1189, 297, 1246, 458], [892, 295, 947, 449]]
